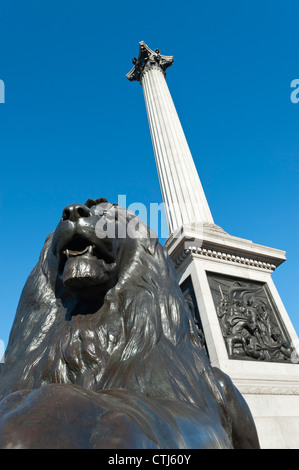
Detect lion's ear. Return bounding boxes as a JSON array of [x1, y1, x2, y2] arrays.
[[95, 198, 108, 205], [84, 198, 108, 208], [84, 198, 96, 208]]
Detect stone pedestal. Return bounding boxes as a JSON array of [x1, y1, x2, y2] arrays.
[[167, 224, 299, 448], [127, 42, 299, 449]]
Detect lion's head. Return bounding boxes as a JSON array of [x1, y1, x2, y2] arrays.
[[1, 198, 225, 408], [0, 198, 261, 449]]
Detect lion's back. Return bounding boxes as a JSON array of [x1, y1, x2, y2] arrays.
[[0, 384, 232, 449]]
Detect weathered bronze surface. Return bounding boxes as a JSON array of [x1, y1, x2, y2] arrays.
[[0, 200, 260, 449]]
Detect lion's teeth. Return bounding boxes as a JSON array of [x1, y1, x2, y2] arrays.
[[63, 246, 92, 259]]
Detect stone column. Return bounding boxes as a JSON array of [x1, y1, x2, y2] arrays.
[[127, 42, 299, 449], [127, 41, 214, 234]]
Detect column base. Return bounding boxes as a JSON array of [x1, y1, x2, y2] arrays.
[[166, 224, 299, 449]]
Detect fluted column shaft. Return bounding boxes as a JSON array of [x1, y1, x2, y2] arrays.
[[127, 42, 214, 234]]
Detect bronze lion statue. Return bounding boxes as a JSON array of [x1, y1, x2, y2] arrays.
[[0, 198, 259, 449]]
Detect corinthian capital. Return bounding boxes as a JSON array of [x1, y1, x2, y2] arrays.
[[126, 41, 174, 82]]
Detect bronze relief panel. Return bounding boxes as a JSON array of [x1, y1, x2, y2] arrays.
[[207, 272, 293, 362]]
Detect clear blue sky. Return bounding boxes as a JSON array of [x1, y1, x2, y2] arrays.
[[0, 0, 298, 350]]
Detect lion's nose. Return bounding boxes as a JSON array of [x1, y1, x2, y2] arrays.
[[62, 204, 92, 222]]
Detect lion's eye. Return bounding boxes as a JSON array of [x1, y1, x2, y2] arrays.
[[96, 209, 107, 217], [106, 211, 118, 222], [94, 205, 118, 223]]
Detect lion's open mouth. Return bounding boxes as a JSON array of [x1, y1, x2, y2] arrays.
[[57, 235, 116, 290], [58, 235, 115, 274]]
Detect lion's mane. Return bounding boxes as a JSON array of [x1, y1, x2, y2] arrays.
[[0, 204, 229, 433]]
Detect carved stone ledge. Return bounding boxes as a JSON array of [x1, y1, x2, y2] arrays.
[[201, 222, 228, 234], [173, 247, 277, 272], [233, 380, 299, 396]]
